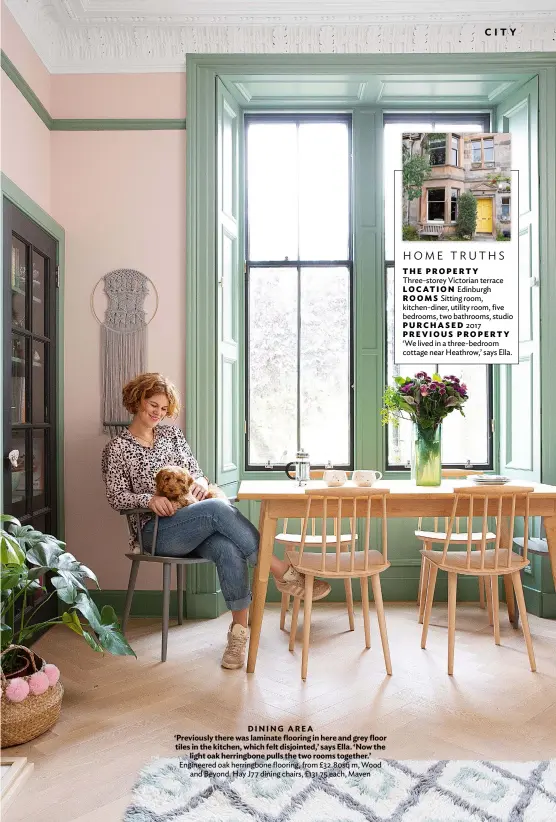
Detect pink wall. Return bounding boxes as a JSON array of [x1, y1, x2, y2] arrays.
[[1, 5, 51, 213], [51, 74, 186, 119], [3, 8, 188, 589], [52, 130, 187, 590]]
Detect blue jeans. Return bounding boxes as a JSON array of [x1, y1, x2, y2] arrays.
[[142, 500, 259, 611]]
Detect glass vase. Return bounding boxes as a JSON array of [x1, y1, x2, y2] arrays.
[[411, 423, 442, 486]]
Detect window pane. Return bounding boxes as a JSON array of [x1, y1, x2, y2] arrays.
[[384, 120, 486, 259], [428, 188, 445, 221], [386, 266, 490, 466], [247, 123, 298, 261], [472, 140, 482, 163], [428, 134, 446, 166], [451, 136, 459, 165], [451, 188, 459, 221], [437, 364, 490, 464], [300, 268, 350, 464], [298, 123, 349, 260], [248, 268, 298, 464]]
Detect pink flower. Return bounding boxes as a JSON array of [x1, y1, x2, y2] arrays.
[[5, 677, 30, 703], [420, 385, 429, 396], [28, 671, 50, 696], [44, 664, 60, 686]]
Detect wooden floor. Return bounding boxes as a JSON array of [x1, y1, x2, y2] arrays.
[[4, 602, 556, 821]]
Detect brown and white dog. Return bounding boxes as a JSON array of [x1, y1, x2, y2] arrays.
[[155, 466, 228, 510]]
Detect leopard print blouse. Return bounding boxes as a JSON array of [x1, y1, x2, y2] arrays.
[[101, 425, 204, 547]]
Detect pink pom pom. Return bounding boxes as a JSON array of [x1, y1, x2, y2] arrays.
[[44, 664, 60, 686], [5, 677, 30, 703], [28, 671, 50, 696]]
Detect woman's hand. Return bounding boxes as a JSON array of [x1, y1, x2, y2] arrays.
[[191, 481, 209, 501], [148, 495, 176, 517]]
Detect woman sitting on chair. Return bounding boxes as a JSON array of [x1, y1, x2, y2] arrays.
[[101, 372, 330, 669]]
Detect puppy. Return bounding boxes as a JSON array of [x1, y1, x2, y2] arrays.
[[155, 466, 228, 510]]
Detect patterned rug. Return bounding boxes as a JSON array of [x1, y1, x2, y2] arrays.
[[123, 757, 556, 821]]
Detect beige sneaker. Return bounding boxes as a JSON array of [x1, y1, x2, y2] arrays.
[[275, 566, 331, 601], [221, 622, 248, 669]]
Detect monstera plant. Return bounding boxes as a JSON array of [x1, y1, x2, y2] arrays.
[[1, 514, 135, 676]]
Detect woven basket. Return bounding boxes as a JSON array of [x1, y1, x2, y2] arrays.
[[1, 645, 63, 748]]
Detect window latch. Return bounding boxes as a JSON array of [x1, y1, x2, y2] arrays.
[[264, 460, 274, 470]]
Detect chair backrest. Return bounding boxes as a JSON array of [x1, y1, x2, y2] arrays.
[[122, 508, 157, 555], [299, 487, 390, 573], [417, 470, 486, 534], [282, 470, 352, 537], [437, 485, 532, 571]]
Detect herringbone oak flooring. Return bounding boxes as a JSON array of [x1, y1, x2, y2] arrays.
[[4, 603, 556, 821]]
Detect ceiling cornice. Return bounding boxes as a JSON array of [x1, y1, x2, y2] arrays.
[[5, 1, 556, 73]]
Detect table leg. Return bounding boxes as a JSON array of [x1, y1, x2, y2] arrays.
[[246, 503, 275, 674], [544, 516, 556, 591], [500, 516, 518, 628]]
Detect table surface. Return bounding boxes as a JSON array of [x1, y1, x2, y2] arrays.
[[238, 478, 556, 499]]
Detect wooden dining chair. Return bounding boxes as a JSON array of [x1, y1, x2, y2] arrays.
[[276, 470, 357, 632], [285, 487, 392, 680], [416, 469, 492, 622], [420, 486, 536, 675]]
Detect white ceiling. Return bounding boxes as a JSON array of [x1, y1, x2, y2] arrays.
[[5, 0, 556, 73]]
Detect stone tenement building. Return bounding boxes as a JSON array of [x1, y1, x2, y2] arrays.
[[403, 132, 511, 239]]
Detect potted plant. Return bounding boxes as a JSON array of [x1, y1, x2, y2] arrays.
[[1, 514, 135, 747], [382, 372, 469, 486]]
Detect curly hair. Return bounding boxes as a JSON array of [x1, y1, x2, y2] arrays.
[[122, 373, 180, 418]]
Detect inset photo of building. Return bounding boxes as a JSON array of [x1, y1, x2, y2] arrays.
[[402, 132, 511, 241]]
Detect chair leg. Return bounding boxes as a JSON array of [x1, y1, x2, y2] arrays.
[[301, 576, 314, 681], [417, 554, 426, 607], [491, 576, 500, 645], [361, 577, 371, 649], [447, 572, 457, 676], [511, 571, 536, 672], [421, 561, 438, 649], [479, 576, 486, 610], [418, 557, 431, 624], [485, 576, 494, 626], [122, 559, 140, 634], [503, 574, 516, 625], [280, 593, 290, 631], [161, 562, 171, 663], [344, 579, 355, 631], [289, 597, 301, 652], [176, 565, 184, 626], [371, 574, 392, 676], [248, 600, 253, 627]]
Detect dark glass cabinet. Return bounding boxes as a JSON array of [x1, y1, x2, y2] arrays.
[[3, 199, 58, 540]]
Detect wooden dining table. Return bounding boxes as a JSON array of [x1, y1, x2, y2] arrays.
[[238, 478, 556, 674]]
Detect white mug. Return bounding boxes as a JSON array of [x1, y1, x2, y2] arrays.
[[323, 469, 347, 487], [352, 470, 383, 487]]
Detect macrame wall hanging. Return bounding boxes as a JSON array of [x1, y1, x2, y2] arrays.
[[91, 269, 158, 433]]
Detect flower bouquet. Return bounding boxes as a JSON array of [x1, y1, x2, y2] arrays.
[[381, 372, 469, 485]]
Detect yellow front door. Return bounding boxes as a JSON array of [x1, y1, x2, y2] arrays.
[[476, 198, 493, 234]]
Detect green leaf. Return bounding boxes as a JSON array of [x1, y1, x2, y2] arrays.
[[0, 532, 26, 565], [97, 606, 136, 657], [74, 593, 103, 632], [1, 623, 14, 650], [26, 540, 65, 568], [0, 514, 21, 527], [0, 565, 27, 592], [56, 552, 82, 571], [51, 573, 79, 604], [82, 630, 103, 653], [432, 373, 442, 382], [61, 611, 84, 635], [394, 376, 406, 385], [78, 565, 99, 586]]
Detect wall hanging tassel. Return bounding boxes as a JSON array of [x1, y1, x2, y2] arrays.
[[100, 269, 148, 432]]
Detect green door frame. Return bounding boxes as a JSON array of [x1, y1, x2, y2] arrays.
[[1, 173, 66, 537], [185, 53, 556, 491]]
